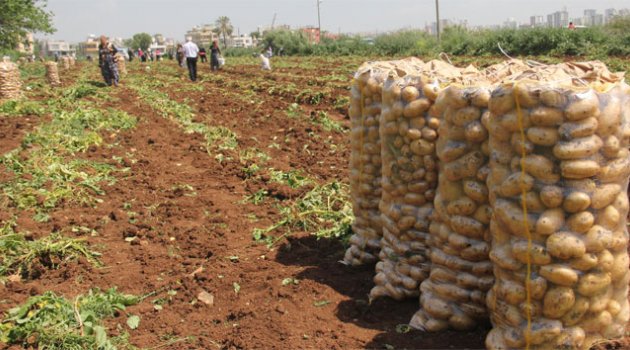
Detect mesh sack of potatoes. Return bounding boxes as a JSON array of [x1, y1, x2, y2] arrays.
[[344, 58, 425, 266], [410, 81, 496, 331], [61, 56, 70, 69], [115, 53, 127, 75], [45, 61, 61, 87], [69, 56, 76, 67], [368, 72, 443, 301], [485, 63, 630, 350], [0, 61, 22, 100]]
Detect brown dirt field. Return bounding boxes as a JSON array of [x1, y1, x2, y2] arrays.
[[0, 58, 628, 350]]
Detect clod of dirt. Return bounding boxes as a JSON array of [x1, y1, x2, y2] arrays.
[[197, 290, 214, 306], [275, 305, 287, 314]]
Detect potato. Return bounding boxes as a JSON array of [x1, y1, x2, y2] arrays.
[[527, 127, 559, 146], [496, 279, 526, 305], [563, 191, 591, 213], [464, 120, 487, 143], [552, 135, 603, 160], [524, 319, 562, 345], [540, 88, 568, 108], [501, 110, 531, 132], [449, 311, 476, 331], [439, 140, 469, 162], [471, 88, 491, 108], [610, 252, 629, 281], [597, 205, 620, 230], [422, 83, 440, 101], [462, 180, 488, 204], [421, 293, 452, 319], [494, 199, 536, 238], [511, 132, 535, 154], [597, 250, 615, 272], [566, 211, 594, 234], [512, 240, 551, 265], [489, 87, 515, 115], [556, 327, 586, 349], [591, 184, 621, 210], [452, 106, 481, 126], [522, 155, 559, 183], [530, 106, 564, 126], [403, 98, 431, 118], [580, 310, 612, 332], [539, 264, 579, 286], [589, 287, 612, 313], [602, 135, 620, 158], [498, 172, 534, 197], [539, 186, 563, 208], [577, 272, 611, 297], [432, 282, 470, 302], [597, 95, 621, 137], [583, 225, 613, 253], [562, 296, 590, 326], [486, 328, 509, 350], [535, 208, 565, 235], [543, 287, 575, 318], [446, 197, 477, 216], [443, 151, 485, 181], [547, 231, 586, 259], [401, 85, 420, 103], [489, 244, 523, 271], [444, 86, 469, 109], [558, 117, 598, 139], [565, 90, 600, 121], [598, 156, 630, 182], [560, 160, 601, 179], [450, 215, 485, 239], [570, 253, 599, 271]]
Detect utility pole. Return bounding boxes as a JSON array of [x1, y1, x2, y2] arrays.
[[317, 0, 322, 37], [435, 0, 440, 42]]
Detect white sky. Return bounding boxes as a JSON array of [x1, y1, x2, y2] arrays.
[[40, 0, 630, 42]]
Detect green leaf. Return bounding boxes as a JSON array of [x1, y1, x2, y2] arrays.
[[126, 315, 140, 330], [313, 300, 330, 307]]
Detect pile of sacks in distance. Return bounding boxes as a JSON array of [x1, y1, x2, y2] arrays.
[[345, 57, 630, 350], [0, 59, 22, 100]]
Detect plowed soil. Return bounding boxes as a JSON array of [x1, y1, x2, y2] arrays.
[[0, 58, 627, 350]]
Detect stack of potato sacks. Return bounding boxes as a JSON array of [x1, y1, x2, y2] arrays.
[[345, 58, 424, 266], [61, 56, 70, 69], [486, 62, 630, 349], [348, 58, 630, 349], [45, 61, 61, 87], [0, 60, 22, 100]]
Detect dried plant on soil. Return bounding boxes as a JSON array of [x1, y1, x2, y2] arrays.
[[0, 288, 140, 350], [253, 181, 353, 246]]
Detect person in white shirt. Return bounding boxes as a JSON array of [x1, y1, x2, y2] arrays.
[[182, 37, 200, 81]]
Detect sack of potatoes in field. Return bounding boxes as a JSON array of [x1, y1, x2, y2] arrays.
[[61, 56, 70, 70], [485, 63, 630, 350], [115, 53, 127, 76], [368, 73, 441, 301], [45, 61, 61, 87], [0, 61, 22, 100], [410, 83, 495, 332], [345, 58, 424, 266]]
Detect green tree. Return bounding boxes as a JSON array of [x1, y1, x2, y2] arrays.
[[0, 0, 55, 50], [129, 33, 152, 51], [215, 16, 233, 47]]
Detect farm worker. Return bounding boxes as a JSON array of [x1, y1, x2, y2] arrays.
[[210, 40, 222, 71], [199, 47, 208, 63], [260, 51, 271, 71], [265, 46, 273, 58], [568, 21, 576, 30], [176, 44, 185, 67], [138, 48, 145, 62], [183, 37, 200, 81], [98, 35, 119, 87]]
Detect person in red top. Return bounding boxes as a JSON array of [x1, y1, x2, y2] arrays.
[[568, 21, 576, 30]]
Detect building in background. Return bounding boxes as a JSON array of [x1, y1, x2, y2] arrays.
[[78, 35, 99, 58], [44, 40, 75, 57], [230, 35, 255, 48], [186, 25, 219, 47], [300, 27, 321, 44], [503, 17, 518, 29], [547, 10, 569, 28], [530, 15, 545, 27]]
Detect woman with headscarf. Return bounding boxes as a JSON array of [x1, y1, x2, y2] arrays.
[[210, 40, 222, 71], [98, 35, 119, 86]]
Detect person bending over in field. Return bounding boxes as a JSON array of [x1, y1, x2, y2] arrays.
[[183, 37, 200, 81], [98, 35, 119, 87], [176, 44, 185, 68], [210, 40, 222, 71]]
